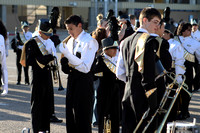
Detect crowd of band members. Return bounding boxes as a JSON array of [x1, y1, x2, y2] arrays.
[[1, 6, 200, 133]]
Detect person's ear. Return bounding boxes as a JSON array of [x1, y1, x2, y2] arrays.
[[143, 17, 148, 24], [78, 23, 82, 28]]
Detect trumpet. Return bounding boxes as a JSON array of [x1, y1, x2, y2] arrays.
[[104, 116, 111, 133], [50, 50, 64, 91], [133, 73, 192, 133]]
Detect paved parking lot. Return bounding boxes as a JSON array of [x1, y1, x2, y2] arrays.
[[0, 43, 200, 132]]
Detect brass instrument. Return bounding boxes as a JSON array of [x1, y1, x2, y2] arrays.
[[104, 116, 111, 133], [51, 50, 64, 91], [133, 73, 192, 133]]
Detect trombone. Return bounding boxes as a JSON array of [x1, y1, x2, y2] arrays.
[[133, 73, 192, 133]]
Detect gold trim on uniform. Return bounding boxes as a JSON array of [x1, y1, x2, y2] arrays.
[[68, 63, 76, 69], [19, 32, 28, 44], [35, 38, 48, 68], [183, 50, 195, 62], [39, 28, 53, 34], [95, 72, 103, 77], [145, 88, 157, 98], [134, 33, 150, 73], [172, 60, 185, 70], [172, 60, 175, 68], [102, 57, 116, 74], [155, 37, 163, 58], [174, 36, 195, 63], [36, 60, 45, 69]]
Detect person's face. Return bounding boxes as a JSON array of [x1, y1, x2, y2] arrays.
[[143, 16, 160, 33], [155, 23, 165, 37], [39, 31, 50, 40], [162, 32, 171, 40], [105, 48, 117, 57], [192, 25, 198, 32], [23, 26, 29, 32], [130, 18, 135, 26], [182, 27, 192, 37], [65, 23, 83, 39]]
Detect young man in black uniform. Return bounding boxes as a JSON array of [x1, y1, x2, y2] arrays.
[[59, 15, 98, 133], [20, 19, 55, 133], [13, 21, 32, 85], [94, 37, 120, 133], [116, 7, 162, 133]]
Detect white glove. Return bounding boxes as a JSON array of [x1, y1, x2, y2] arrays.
[[59, 43, 69, 56], [176, 75, 183, 84], [59, 42, 82, 66]]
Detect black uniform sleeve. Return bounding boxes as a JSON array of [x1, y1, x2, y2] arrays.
[[26, 39, 54, 67], [60, 57, 71, 74], [36, 54, 54, 65], [141, 38, 158, 91], [160, 39, 172, 71], [93, 56, 104, 73]]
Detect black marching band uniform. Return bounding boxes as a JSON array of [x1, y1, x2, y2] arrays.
[[20, 19, 55, 133], [60, 27, 98, 132], [11, 21, 31, 85], [118, 28, 168, 133], [94, 37, 120, 133]]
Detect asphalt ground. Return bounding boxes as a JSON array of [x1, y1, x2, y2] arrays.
[[0, 32, 200, 132]]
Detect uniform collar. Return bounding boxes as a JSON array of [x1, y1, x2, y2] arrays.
[[103, 53, 113, 61], [150, 33, 159, 37], [136, 28, 149, 34], [73, 30, 85, 43]]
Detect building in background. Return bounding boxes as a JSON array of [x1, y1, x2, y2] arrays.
[[0, 0, 200, 32]]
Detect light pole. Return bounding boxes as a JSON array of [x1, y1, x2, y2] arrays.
[[115, 0, 118, 17]]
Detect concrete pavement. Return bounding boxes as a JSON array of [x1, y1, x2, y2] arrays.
[[0, 48, 200, 132]]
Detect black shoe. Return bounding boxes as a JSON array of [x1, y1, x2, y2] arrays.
[[176, 112, 190, 120], [50, 116, 63, 123], [16, 82, 21, 85], [93, 121, 98, 127]]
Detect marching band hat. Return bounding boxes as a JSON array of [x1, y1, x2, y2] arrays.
[[101, 37, 118, 51], [21, 21, 29, 29], [38, 19, 53, 36], [191, 19, 198, 26]]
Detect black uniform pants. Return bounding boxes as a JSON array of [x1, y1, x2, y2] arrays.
[[97, 83, 120, 133], [180, 61, 193, 115], [16, 49, 29, 83], [66, 71, 94, 133], [193, 58, 200, 91], [122, 91, 157, 133]]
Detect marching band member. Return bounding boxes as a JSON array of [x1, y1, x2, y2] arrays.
[[95, 37, 120, 133], [116, 7, 162, 133], [0, 20, 8, 96], [163, 29, 185, 121], [59, 15, 98, 133], [191, 20, 200, 92], [15, 21, 32, 85], [191, 20, 200, 42], [174, 22, 200, 120], [20, 19, 55, 133]]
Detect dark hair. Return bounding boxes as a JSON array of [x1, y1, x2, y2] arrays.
[[129, 14, 136, 20], [159, 19, 164, 28], [164, 29, 174, 38], [139, 7, 161, 24], [64, 15, 83, 26], [176, 22, 191, 35], [0, 19, 7, 40]]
